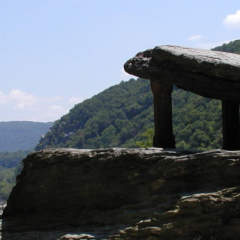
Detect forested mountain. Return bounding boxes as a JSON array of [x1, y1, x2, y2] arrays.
[[36, 80, 221, 151], [36, 79, 154, 149], [36, 40, 240, 151], [0, 121, 52, 152]]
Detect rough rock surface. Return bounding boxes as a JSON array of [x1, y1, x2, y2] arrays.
[[124, 45, 240, 101], [2, 148, 240, 239]]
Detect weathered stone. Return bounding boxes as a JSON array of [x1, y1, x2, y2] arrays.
[[58, 234, 95, 240], [1, 148, 240, 239], [124, 45, 240, 150], [115, 187, 240, 240], [124, 45, 240, 102]]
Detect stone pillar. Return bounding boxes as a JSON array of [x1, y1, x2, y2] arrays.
[[150, 80, 175, 148], [222, 100, 240, 150]]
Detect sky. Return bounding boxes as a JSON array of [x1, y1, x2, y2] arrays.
[[1, 0, 240, 122]]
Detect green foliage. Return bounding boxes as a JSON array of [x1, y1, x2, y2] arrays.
[[173, 89, 222, 150], [213, 40, 240, 54], [136, 128, 153, 148], [0, 151, 28, 201], [36, 79, 154, 149], [0, 167, 16, 200], [36, 78, 222, 151], [0, 150, 29, 168], [136, 89, 222, 151], [36, 39, 240, 152]]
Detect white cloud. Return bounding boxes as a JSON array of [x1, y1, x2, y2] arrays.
[[188, 35, 204, 41], [0, 89, 85, 122], [9, 89, 36, 109], [223, 10, 240, 29], [0, 89, 36, 109]]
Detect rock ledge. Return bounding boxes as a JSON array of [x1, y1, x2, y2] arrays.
[[2, 148, 240, 239]]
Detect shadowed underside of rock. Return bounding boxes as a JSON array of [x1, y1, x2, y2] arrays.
[[2, 148, 240, 239], [124, 45, 240, 150], [124, 45, 240, 101]]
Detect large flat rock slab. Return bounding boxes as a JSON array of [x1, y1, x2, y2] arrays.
[[124, 45, 240, 101], [2, 148, 240, 239]]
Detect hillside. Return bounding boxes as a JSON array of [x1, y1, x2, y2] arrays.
[[36, 40, 240, 151], [36, 79, 221, 151], [37, 79, 221, 150], [0, 121, 52, 152], [213, 39, 240, 53], [36, 79, 154, 149]]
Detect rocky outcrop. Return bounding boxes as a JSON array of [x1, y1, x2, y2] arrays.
[[2, 148, 240, 239], [124, 45, 240, 101], [124, 45, 240, 150]]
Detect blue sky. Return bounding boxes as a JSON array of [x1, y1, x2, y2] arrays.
[[1, 0, 240, 121]]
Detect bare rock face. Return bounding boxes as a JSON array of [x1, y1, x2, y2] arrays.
[[2, 148, 240, 239], [124, 45, 240, 101]]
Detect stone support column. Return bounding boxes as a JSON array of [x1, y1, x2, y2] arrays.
[[150, 80, 175, 148], [222, 100, 240, 150]]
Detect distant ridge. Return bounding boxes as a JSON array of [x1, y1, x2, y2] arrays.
[[0, 121, 52, 152], [213, 39, 240, 54]]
